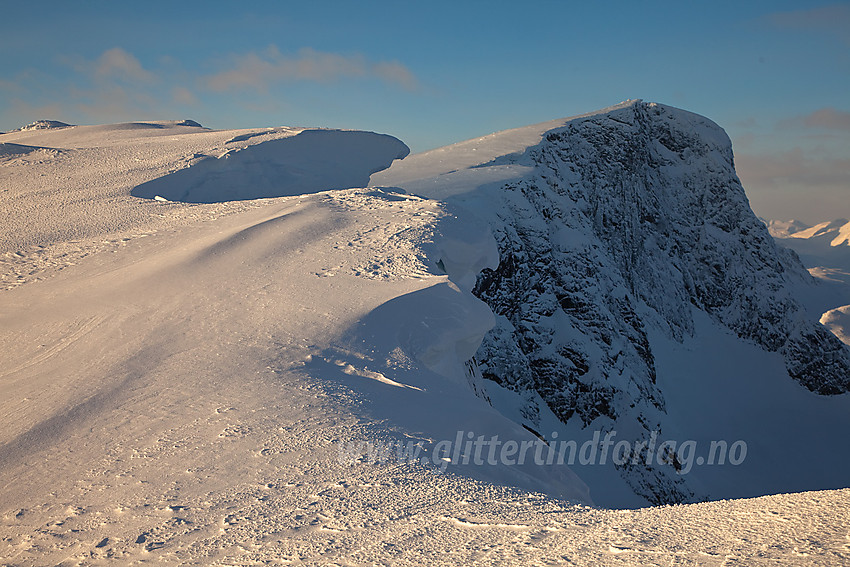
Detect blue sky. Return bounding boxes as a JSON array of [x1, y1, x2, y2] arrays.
[[1, 1, 848, 223]]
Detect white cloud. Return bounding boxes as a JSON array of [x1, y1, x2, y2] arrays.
[[372, 61, 418, 92], [2, 46, 421, 131], [776, 107, 850, 132]]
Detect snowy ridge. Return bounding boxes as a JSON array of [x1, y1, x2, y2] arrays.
[[762, 218, 811, 239], [11, 119, 74, 132], [309, 194, 592, 502], [783, 218, 850, 247]]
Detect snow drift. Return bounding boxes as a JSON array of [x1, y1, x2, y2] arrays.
[[132, 129, 410, 203]]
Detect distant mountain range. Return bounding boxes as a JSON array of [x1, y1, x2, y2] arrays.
[[764, 218, 850, 346], [765, 218, 850, 247]]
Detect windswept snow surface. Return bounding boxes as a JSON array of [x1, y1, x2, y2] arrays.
[[1, 112, 849, 565]]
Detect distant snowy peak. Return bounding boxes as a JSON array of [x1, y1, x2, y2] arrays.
[[832, 223, 850, 248], [5, 119, 203, 136], [122, 119, 206, 129], [173, 119, 204, 128], [785, 219, 850, 247], [12, 120, 74, 132], [763, 219, 811, 239], [767, 218, 850, 304]]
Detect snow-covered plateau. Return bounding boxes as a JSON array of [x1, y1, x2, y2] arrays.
[[1, 102, 848, 565]]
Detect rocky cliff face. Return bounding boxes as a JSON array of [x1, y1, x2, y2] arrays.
[[470, 101, 850, 504]]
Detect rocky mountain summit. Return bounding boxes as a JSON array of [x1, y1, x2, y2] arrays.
[[373, 100, 850, 504]]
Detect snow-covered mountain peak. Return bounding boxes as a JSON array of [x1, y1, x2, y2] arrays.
[[371, 99, 643, 191], [373, 100, 733, 200], [785, 218, 850, 247], [11, 119, 74, 131], [763, 218, 811, 238], [378, 99, 850, 505]]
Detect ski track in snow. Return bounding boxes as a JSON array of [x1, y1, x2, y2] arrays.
[[1, 118, 849, 565]]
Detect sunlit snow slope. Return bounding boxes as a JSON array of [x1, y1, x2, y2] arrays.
[[1, 112, 849, 565]]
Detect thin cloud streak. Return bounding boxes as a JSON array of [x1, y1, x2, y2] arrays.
[[205, 46, 419, 92], [767, 4, 850, 44], [776, 107, 850, 132], [736, 149, 850, 189], [3, 46, 421, 130], [736, 149, 850, 223], [94, 48, 157, 84], [801, 108, 850, 131]]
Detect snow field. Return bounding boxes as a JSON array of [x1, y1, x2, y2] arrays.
[[1, 110, 849, 565]]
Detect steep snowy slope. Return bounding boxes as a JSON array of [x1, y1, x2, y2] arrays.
[[374, 100, 850, 506], [131, 129, 409, 203]]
